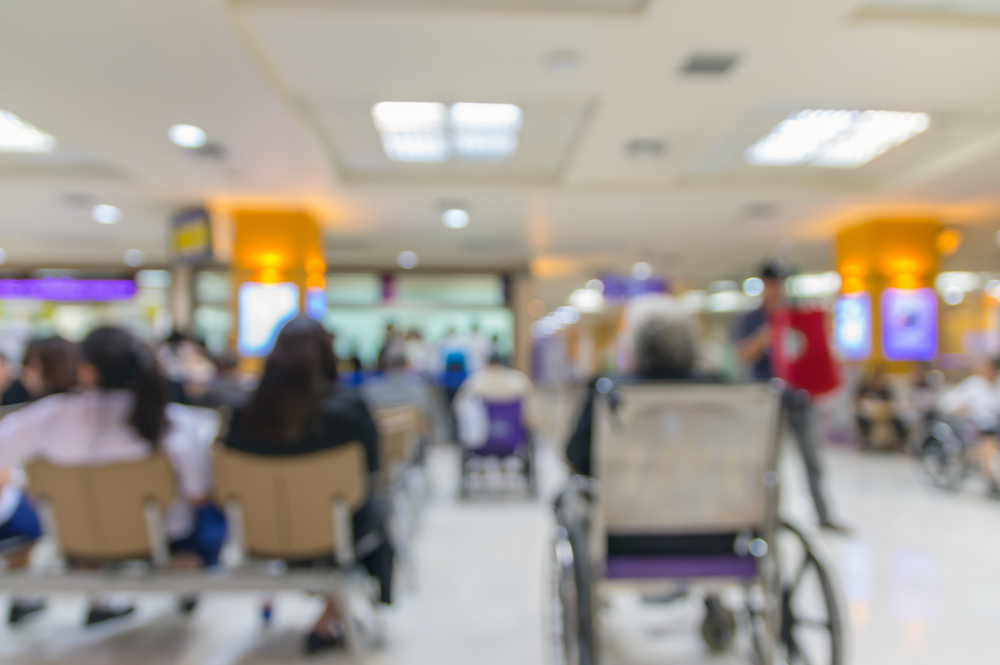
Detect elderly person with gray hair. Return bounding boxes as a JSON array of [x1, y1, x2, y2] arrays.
[[566, 294, 700, 477]]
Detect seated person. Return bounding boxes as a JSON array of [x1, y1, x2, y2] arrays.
[[939, 357, 1000, 498], [453, 351, 539, 447], [193, 351, 250, 413], [564, 294, 736, 556], [0, 327, 222, 625], [224, 316, 394, 655], [0, 335, 78, 624], [855, 367, 907, 447], [363, 349, 443, 450]]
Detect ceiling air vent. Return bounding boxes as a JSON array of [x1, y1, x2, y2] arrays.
[[624, 138, 667, 159], [681, 52, 740, 76], [744, 202, 777, 220]]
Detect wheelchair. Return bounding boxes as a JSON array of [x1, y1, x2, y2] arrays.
[[459, 400, 537, 498], [548, 382, 843, 664]]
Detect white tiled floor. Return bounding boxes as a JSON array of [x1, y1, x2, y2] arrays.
[[3, 439, 1000, 664]]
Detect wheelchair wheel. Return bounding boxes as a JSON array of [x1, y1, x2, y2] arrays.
[[525, 447, 538, 497], [550, 528, 582, 665], [700, 594, 736, 652], [920, 438, 963, 491], [779, 521, 843, 665]]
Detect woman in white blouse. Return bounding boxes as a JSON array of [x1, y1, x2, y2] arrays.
[[0, 327, 221, 625]]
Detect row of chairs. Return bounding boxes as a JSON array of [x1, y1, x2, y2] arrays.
[[0, 404, 428, 659]]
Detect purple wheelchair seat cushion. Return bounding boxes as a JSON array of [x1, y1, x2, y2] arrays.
[[604, 554, 758, 580]]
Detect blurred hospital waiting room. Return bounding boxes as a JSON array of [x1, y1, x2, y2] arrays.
[[5, 1, 1000, 664]]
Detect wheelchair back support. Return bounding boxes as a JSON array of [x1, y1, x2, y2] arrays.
[[593, 383, 781, 551]]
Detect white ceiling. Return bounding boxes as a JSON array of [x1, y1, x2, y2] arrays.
[[2, 0, 1000, 306]]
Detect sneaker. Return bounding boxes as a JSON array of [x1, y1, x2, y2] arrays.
[[304, 629, 345, 655], [178, 596, 199, 615], [85, 604, 135, 626], [8, 599, 45, 625]]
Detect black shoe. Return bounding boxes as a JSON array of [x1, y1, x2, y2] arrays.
[[178, 596, 198, 615], [8, 599, 45, 625], [303, 628, 345, 655], [85, 604, 135, 626]]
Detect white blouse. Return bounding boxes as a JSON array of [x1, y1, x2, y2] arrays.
[[0, 390, 220, 539]]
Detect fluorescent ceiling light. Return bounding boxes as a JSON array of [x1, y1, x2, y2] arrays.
[[746, 110, 930, 168], [0, 109, 56, 153], [372, 102, 523, 163]]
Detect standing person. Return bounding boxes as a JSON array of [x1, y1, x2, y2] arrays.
[[465, 323, 492, 373], [0, 327, 222, 624], [225, 317, 394, 655], [736, 262, 851, 532]]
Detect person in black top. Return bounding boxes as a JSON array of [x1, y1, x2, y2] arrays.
[[225, 316, 393, 655]]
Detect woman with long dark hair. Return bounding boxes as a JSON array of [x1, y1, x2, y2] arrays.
[[0, 327, 222, 625], [225, 316, 394, 655]]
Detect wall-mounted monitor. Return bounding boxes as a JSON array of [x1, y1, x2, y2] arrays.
[[834, 292, 871, 361], [238, 282, 299, 357], [881, 287, 937, 361]]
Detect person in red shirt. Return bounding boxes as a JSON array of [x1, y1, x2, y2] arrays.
[[736, 261, 851, 533]]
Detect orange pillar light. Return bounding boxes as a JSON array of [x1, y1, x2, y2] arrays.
[[232, 209, 326, 360], [836, 219, 942, 369]]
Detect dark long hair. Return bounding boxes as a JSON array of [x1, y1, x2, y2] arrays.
[[245, 316, 338, 441], [23, 336, 79, 395], [80, 327, 169, 446]]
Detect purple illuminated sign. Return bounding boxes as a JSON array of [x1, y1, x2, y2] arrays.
[[881, 287, 937, 361], [600, 274, 669, 302], [0, 278, 137, 301]]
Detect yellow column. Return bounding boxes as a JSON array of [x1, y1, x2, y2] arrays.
[[836, 218, 942, 369], [232, 209, 326, 366]]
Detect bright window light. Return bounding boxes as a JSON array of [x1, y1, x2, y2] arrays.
[[0, 109, 56, 153], [169, 124, 207, 149], [743, 277, 764, 296], [746, 110, 930, 168], [570, 288, 604, 313], [372, 101, 523, 163]]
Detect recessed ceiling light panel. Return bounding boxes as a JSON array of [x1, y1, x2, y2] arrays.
[[746, 109, 930, 168], [92, 204, 121, 225], [0, 109, 56, 153], [442, 209, 470, 229], [169, 124, 207, 149], [371, 102, 523, 163]]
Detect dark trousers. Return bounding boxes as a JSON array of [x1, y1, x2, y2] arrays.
[[784, 391, 831, 523]]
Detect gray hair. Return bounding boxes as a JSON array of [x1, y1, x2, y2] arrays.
[[621, 294, 697, 379], [634, 315, 696, 379]]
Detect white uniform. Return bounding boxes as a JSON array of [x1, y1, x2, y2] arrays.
[[455, 364, 539, 430], [0, 390, 220, 539], [939, 375, 1000, 433]]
